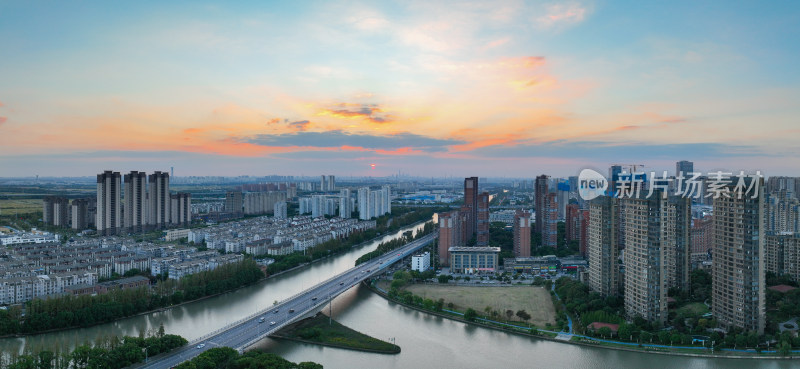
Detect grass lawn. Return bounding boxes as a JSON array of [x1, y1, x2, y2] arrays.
[[0, 199, 42, 215], [401, 284, 556, 327], [677, 302, 709, 316], [275, 313, 399, 353]]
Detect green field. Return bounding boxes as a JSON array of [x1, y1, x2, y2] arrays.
[[0, 199, 42, 215], [401, 284, 557, 327]]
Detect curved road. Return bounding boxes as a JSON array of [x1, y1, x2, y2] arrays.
[[134, 232, 437, 369]]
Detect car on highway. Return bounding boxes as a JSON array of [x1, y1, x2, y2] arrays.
[[270, 321, 276, 325], [196, 344, 205, 349], [289, 309, 295, 313], [312, 297, 318, 301], [259, 317, 265, 323], [339, 282, 344, 285], [274, 309, 279, 313]]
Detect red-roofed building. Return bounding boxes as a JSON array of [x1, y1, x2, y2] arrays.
[[768, 284, 797, 294], [587, 322, 619, 334]]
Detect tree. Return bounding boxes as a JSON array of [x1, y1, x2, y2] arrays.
[[437, 275, 449, 284], [597, 327, 612, 338], [516, 310, 531, 322], [658, 330, 670, 344], [505, 310, 514, 321], [464, 308, 477, 322], [617, 323, 633, 341], [640, 331, 652, 343], [779, 341, 792, 356]]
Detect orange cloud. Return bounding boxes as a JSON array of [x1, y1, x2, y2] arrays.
[[537, 3, 588, 28], [0, 117, 6, 125], [316, 103, 393, 124]]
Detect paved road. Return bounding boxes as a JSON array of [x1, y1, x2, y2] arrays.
[[134, 232, 437, 369]]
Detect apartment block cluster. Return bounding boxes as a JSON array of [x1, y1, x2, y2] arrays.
[[223, 182, 294, 217], [584, 160, 800, 335], [87, 170, 191, 236], [187, 215, 376, 256], [42, 195, 96, 231], [437, 177, 501, 274], [295, 185, 391, 221], [534, 175, 590, 252], [0, 237, 241, 305]]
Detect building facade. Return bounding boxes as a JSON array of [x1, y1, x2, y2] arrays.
[[535, 175, 549, 234], [96, 171, 122, 236], [437, 210, 461, 266], [476, 192, 490, 246], [587, 196, 620, 297], [148, 171, 170, 230], [712, 179, 766, 334], [513, 210, 531, 257], [124, 171, 148, 233], [449, 247, 500, 274]]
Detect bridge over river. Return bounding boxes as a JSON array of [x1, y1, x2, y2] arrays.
[[135, 232, 437, 369]]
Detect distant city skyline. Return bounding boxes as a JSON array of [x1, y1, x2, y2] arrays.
[[1, 1, 798, 176]]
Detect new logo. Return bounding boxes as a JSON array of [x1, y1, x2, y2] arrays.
[[578, 169, 607, 201]]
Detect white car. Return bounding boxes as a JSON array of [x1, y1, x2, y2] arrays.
[[270, 321, 276, 325], [196, 344, 206, 349]]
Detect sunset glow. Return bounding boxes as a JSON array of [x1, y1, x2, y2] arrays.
[[1, 1, 798, 177]]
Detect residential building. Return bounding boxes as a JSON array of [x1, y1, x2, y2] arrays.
[[513, 210, 531, 257], [320, 175, 335, 192], [71, 198, 90, 230], [557, 180, 569, 219], [339, 189, 352, 218], [43, 196, 69, 227], [476, 192, 490, 246], [542, 193, 558, 248], [588, 196, 620, 297], [691, 216, 713, 265], [274, 201, 287, 219], [765, 233, 800, 280], [621, 192, 691, 324], [464, 177, 478, 238], [148, 171, 170, 230], [566, 204, 580, 242], [96, 170, 122, 236], [712, 178, 766, 334], [766, 190, 799, 233], [412, 252, 431, 272], [579, 209, 589, 257], [437, 210, 461, 266], [124, 171, 148, 233], [535, 175, 549, 234]]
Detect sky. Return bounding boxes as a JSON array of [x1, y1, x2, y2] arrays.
[[1, 1, 799, 178]]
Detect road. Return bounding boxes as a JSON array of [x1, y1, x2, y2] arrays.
[[134, 232, 437, 369]]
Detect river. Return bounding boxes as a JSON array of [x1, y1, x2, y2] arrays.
[[1, 219, 796, 368]]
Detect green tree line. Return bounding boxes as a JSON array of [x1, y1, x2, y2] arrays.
[[174, 347, 322, 369], [4, 331, 186, 369]]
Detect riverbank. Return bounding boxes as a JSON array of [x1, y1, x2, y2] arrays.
[[272, 313, 400, 354], [365, 280, 798, 360]]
